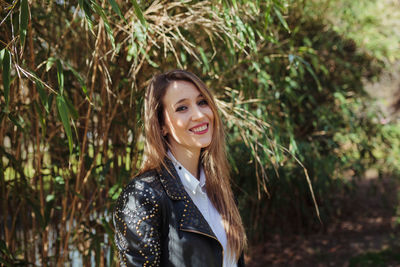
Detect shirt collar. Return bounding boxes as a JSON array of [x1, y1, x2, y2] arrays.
[[167, 150, 206, 194]]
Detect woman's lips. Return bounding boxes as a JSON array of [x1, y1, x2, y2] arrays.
[[189, 123, 209, 134]]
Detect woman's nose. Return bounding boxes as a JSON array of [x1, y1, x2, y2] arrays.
[[191, 106, 205, 120]]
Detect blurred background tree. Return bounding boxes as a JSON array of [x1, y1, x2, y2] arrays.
[[0, 0, 399, 265]]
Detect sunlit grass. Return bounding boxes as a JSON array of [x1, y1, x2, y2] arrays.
[[324, 0, 400, 62]]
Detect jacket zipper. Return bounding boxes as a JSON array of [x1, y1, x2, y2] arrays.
[[181, 228, 224, 267]]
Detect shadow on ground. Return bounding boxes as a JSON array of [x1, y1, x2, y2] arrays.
[[246, 176, 400, 266]]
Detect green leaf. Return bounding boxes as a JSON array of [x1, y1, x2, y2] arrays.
[[108, 0, 127, 23], [48, 93, 54, 112], [234, 16, 246, 47], [56, 60, 64, 95], [91, 1, 116, 49], [65, 62, 88, 97], [133, 21, 146, 43], [8, 113, 25, 131], [19, 0, 29, 47], [72, 190, 84, 200], [139, 46, 158, 68], [198, 47, 210, 72], [55, 176, 65, 185], [0, 49, 4, 62], [2, 49, 11, 108], [288, 53, 294, 63], [35, 79, 49, 113], [46, 57, 56, 72], [108, 184, 122, 200], [295, 55, 322, 91], [223, 6, 232, 28], [64, 94, 79, 120], [273, 6, 290, 33], [130, 0, 147, 27], [0, 240, 10, 255], [78, 0, 94, 30], [34, 100, 46, 137], [231, 0, 238, 9], [246, 24, 257, 52], [127, 43, 137, 62], [56, 95, 73, 155], [46, 194, 55, 202]]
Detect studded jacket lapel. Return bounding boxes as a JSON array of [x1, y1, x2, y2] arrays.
[[157, 158, 218, 241]]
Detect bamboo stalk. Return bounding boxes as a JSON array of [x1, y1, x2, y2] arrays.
[[0, 111, 9, 259], [58, 19, 104, 267]]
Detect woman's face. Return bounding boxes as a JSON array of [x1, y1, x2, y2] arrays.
[[162, 80, 214, 155]]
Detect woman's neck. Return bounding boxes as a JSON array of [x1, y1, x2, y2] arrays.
[[169, 147, 201, 180]]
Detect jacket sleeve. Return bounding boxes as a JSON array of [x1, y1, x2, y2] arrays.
[[113, 179, 163, 267]]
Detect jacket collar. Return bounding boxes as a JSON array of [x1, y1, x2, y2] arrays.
[[167, 150, 206, 194], [157, 158, 187, 200], [158, 158, 218, 240]]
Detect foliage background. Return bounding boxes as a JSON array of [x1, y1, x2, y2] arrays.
[[0, 0, 399, 265]]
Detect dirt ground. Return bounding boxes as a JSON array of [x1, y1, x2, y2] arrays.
[[246, 176, 400, 266]]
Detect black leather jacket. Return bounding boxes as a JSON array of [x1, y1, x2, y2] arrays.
[[113, 159, 245, 267]]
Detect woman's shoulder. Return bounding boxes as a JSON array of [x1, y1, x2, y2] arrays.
[[122, 168, 163, 193], [113, 169, 165, 240], [116, 169, 165, 207]]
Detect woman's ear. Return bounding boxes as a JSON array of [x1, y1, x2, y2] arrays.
[[162, 126, 168, 136]]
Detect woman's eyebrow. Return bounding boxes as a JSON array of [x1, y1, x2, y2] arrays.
[[173, 94, 203, 106], [174, 98, 188, 106]]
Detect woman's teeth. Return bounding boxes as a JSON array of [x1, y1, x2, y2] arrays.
[[191, 124, 207, 132]]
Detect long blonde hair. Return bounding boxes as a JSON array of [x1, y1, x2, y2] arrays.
[[142, 69, 246, 258]]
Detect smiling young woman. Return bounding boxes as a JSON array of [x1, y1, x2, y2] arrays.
[[162, 80, 214, 178], [113, 70, 247, 266]]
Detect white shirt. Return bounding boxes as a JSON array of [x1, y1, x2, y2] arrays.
[[168, 151, 237, 267]]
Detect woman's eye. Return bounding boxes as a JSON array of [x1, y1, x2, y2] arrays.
[[176, 106, 187, 112], [198, 99, 208, 106]]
